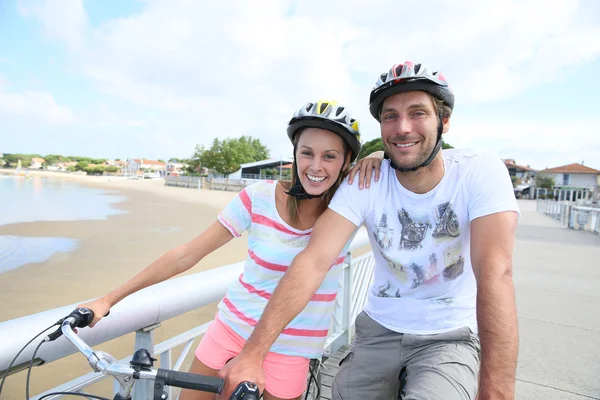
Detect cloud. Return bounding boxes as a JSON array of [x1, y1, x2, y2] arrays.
[[18, 0, 88, 51], [0, 88, 75, 124], [448, 116, 600, 170], [12, 0, 600, 161]]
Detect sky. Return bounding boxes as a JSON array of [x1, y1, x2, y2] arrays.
[[0, 0, 599, 171]]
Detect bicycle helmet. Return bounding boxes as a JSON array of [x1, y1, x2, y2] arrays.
[[369, 61, 454, 121], [287, 100, 362, 162], [285, 100, 362, 199], [369, 61, 454, 172]]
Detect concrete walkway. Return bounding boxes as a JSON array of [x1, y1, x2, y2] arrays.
[[514, 200, 600, 399]]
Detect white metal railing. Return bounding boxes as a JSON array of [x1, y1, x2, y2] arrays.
[[536, 200, 600, 234], [0, 229, 375, 399]]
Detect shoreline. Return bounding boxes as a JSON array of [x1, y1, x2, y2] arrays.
[[0, 174, 244, 397], [0, 175, 243, 320]]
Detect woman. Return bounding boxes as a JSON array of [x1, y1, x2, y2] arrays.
[[79, 100, 381, 400]]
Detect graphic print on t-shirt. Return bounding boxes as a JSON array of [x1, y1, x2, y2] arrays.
[[432, 202, 460, 239], [374, 202, 465, 298], [442, 241, 465, 281], [380, 251, 409, 283], [376, 280, 402, 298], [397, 208, 431, 250], [374, 213, 394, 250]]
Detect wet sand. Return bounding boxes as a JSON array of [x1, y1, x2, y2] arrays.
[[0, 175, 244, 398]]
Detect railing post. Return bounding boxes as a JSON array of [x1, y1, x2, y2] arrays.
[[568, 206, 573, 228], [132, 323, 160, 400], [160, 350, 172, 400], [342, 251, 353, 345]]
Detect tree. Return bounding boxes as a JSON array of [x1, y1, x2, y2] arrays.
[[194, 136, 270, 175], [44, 154, 66, 165], [1, 153, 39, 168], [185, 145, 204, 175], [357, 138, 384, 160], [75, 162, 89, 171], [511, 176, 521, 188], [357, 138, 454, 160], [536, 174, 555, 191], [442, 141, 454, 150], [0, 159, 5, 167]]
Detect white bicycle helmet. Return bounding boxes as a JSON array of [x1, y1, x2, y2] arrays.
[[287, 100, 362, 162], [369, 61, 454, 121], [370, 61, 454, 172]]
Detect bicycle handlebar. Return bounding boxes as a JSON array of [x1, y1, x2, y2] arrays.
[[157, 369, 223, 392], [59, 308, 259, 400]]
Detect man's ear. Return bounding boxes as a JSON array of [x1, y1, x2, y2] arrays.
[[442, 116, 451, 134]]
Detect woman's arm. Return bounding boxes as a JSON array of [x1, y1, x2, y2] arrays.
[[79, 220, 235, 326]]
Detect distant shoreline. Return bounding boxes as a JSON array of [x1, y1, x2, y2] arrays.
[[0, 167, 131, 183], [0, 173, 244, 398]]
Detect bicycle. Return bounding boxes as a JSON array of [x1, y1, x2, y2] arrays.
[[0, 308, 260, 400]]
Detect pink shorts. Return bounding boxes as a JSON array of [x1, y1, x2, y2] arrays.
[[195, 316, 310, 399]]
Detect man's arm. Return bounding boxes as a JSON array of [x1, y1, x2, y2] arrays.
[[218, 209, 358, 396], [471, 211, 519, 399]]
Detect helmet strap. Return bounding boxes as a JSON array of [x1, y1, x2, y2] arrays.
[[284, 144, 350, 200], [386, 111, 444, 173], [284, 143, 321, 200], [284, 165, 322, 200]]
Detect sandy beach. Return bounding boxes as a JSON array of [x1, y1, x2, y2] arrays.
[[0, 171, 246, 397]]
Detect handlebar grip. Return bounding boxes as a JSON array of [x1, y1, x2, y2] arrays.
[[230, 381, 260, 400], [70, 308, 95, 328], [157, 369, 224, 393]]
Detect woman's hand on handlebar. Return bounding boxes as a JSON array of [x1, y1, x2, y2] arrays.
[[76, 297, 111, 328], [217, 353, 265, 400]]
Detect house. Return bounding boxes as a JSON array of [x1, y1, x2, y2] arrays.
[[62, 161, 78, 171], [126, 159, 167, 177], [539, 163, 600, 201], [503, 159, 538, 183], [102, 160, 125, 166], [503, 159, 539, 199], [30, 157, 45, 169], [166, 161, 189, 176]]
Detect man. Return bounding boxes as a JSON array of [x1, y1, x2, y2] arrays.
[[219, 61, 519, 400]]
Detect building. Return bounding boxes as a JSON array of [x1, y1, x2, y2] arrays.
[[228, 158, 294, 180], [126, 159, 167, 177], [30, 157, 45, 169], [539, 163, 600, 201], [166, 161, 189, 176], [503, 159, 538, 183], [503, 159, 539, 199]]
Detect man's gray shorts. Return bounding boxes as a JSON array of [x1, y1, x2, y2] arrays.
[[332, 311, 481, 400]]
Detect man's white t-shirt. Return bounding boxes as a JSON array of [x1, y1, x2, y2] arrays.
[[329, 149, 520, 334]]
